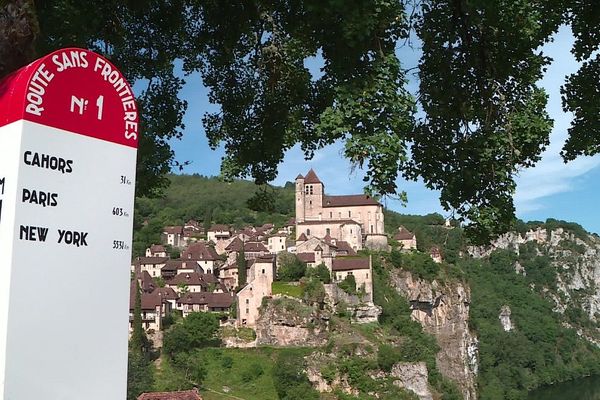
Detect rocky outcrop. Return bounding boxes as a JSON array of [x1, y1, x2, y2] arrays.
[[391, 270, 478, 400], [323, 284, 382, 323], [391, 362, 433, 400], [499, 305, 513, 332], [254, 296, 330, 347]]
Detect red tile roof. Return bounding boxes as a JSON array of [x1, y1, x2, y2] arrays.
[[334, 241, 357, 256], [394, 226, 415, 241], [225, 237, 243, 252], [297, 233, 308, 241], [163, 226, 184, 234], [169, 272, 207, 287], [150, 244, 166, 253], [303, 169, 322, 184], [244, 242, 268, 253], [209, 224, 230, 232], [297, 253, 316, 263], [178, 292, 234, 308], [332, 257, 370, 271], [182, 242, 219, 261], [129, 282, 164, 310], [323, 194, 379, 207], [137, 388, 202, 400], [135, 257, 169, 265], [152, 287, 178, 301]]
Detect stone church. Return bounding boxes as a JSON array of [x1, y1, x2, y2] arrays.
[[295, 169, 387, 250]]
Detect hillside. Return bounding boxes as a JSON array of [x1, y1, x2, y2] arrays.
[[131, 174, 600, 400]]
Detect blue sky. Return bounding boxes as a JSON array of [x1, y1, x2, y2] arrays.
[[164, 25, 600, 234]]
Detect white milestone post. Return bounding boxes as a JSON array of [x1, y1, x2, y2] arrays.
[[0, 48, 139, 399]]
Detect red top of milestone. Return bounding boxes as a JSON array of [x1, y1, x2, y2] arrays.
[[0, 47, 139, 148]]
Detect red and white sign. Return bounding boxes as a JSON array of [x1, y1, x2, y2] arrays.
[[0, 48, 138, 399]]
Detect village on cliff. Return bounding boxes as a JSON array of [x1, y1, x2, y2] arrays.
[[130, 169, 444, 345]]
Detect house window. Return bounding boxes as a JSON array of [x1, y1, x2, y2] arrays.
[[326, 228, 330, 235], [366, 273, 369, 278], [309, 200, 312, 205], [348, 271, 353, 275], [246, 299, 249, 304], [371, 225, 374, 233], [348, 211, 351, 218], [350, 229, 352, 234], [246, 308, 249, 314], [307, 229, 311, 236], [329, 212, 332, 218], [262, 269, 265, 274]]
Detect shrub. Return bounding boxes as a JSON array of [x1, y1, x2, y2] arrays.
[[277, 252, 307, 281], [338, 274, 357, 295], [307, 263, 331, 283]]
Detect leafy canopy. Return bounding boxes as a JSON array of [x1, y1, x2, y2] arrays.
[[3, 0, 600, 242]]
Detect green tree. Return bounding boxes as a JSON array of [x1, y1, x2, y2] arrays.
[[277, 252, 306, 282], [130, 281, 149, 354], [126, 350, 154, 400], [272, 350, 319, 400], [307, 263, 331, 283], [3, 1, 600, 241], [163, 312, 220, 356]]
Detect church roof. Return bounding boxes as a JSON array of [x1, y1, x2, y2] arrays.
[[303, 169, 322, 184], [323, 194, 379, 207], [296, 174, 304, 180]]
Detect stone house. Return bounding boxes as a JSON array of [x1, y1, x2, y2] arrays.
[[207, 224, 231, 243], [181, 242, 221, 274], [129, 281, 170, 332], [268, 233, 288, 254], [295, 169, 387, 250], [394, 226, 417, 251], [331, 256, 373, 302], [132, 256, 169, 278], [146, 244, 168, 258], [237, 268, 273, 327], [152, 287, 179, 310], [167, 272, 208, 294], [177, 292, 235, 317], [160, 260, 202, 280], [162, 226, 184, 248]]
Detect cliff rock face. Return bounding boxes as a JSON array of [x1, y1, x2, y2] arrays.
[[391, 270, 478, 400], [469, 227, 600, 343], [499, 305, 513, 332], [254, 296, 330, 347], [323, 284, 382, 323], [391, 362, 433, 400]]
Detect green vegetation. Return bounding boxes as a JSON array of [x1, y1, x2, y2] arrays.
[[338, 274, 357, 295], [127, 282, 154, 400], [272, 282, 303, 298], [307, 263, 331, 284], [462, 250, 600, 399], [132, 175, 295, 256], [276, 252, 307, 282], [273, 350, 320, 400]]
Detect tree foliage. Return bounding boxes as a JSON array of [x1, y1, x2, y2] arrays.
[[163, 312, 220, 356], [277, 251, 306, 281], [2, 1, 600, 241]]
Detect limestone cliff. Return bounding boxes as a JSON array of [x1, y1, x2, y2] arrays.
[[391, 270, 478, 400], [254, 296, 330, 347], [469, 226, 600, 344]]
